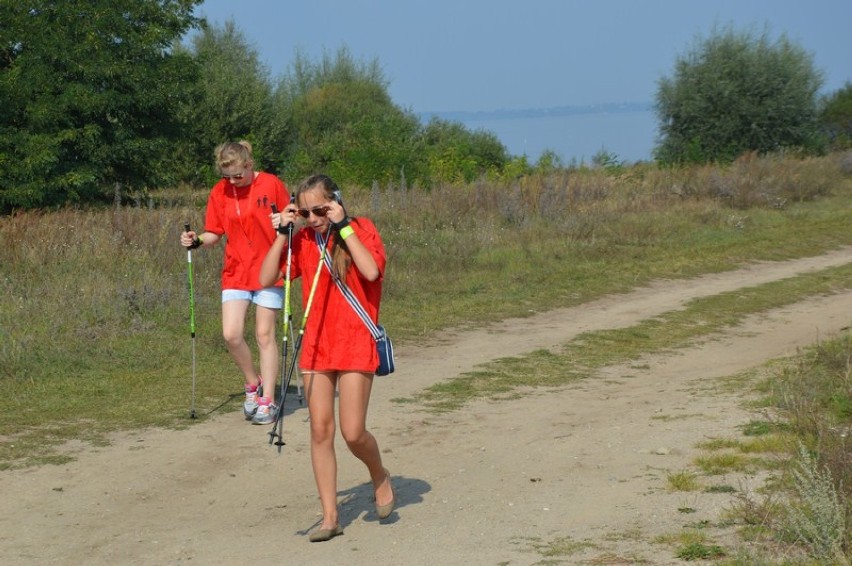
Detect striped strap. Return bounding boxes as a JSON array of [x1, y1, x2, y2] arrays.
[[315, 232, 383, 341]]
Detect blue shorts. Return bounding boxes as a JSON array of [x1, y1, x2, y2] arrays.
[[222, 287, 284, 309]]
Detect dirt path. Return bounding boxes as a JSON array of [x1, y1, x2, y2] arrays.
[[3, 248, 852, 565]]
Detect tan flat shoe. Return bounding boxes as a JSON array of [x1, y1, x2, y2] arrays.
[[309, 525, 343, 543], [375, 469, 395, 519]]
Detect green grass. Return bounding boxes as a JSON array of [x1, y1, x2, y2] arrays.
[[741, 420, 791, 437], [656, 530, 727, 560], [697, 434, 793, 455], [668, 470, 702, 492], [693, 453, 765, 475], [677, 541, 727, 560]]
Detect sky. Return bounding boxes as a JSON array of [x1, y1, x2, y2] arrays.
[[193, 0, 852, 115]]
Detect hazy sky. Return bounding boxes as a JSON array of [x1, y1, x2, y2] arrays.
[[194, 0, 851, 114]]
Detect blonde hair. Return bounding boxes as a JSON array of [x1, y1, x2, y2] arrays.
[[214, 140, 253, 172]]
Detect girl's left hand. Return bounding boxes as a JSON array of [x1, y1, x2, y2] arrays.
[[326, 200, 347, 224]]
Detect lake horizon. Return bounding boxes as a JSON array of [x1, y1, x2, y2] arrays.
[[419, 102, 660, 165]]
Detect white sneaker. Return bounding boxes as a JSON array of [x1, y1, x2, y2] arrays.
[[243, 387, 259, 419], [252, 399, 277, 425]]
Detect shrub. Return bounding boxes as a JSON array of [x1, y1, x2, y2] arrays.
[[655, 24, 824, 164], [782, 444, 847, 562]]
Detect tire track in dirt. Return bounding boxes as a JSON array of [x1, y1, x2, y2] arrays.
[[380, 246, 852, 401]]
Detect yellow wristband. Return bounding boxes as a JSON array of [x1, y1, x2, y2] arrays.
[[339, 225, 355, 240]]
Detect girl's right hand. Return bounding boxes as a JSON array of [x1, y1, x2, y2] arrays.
[[180, 230, 196, 247], [271, 205, 297, 234]]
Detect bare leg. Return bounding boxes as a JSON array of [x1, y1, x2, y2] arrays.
[[338, 372, 392, 508], [221, 299, 259, 387], [304, 371, 340, 529], [254, 304, 278, 403]]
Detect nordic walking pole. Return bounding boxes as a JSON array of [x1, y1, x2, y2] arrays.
[[269, 226, 334, 451], [281, 197, 304, 405], [268, 201, 294, 448], [184, 223, 198, 419]]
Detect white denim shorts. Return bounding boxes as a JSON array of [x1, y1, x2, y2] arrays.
[[221, 287, 284, 309]]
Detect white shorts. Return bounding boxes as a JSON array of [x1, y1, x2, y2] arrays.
[[221, 287, 284, 309]]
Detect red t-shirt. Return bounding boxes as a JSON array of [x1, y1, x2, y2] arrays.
[[204, 172, 289, 290], [285, 219, 386, 372]]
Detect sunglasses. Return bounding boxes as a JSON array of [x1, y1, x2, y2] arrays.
[[297, 206, 330, 218], [221, 173, 245, 180]]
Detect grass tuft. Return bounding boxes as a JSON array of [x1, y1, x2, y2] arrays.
[[668, 470, 702, 492], [782, 444, 848, 562]]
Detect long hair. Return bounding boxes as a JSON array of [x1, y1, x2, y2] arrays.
[[297, 174, 353, 285]]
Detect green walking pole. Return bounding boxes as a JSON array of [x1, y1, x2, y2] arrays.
[[184, 223, 198, 419]]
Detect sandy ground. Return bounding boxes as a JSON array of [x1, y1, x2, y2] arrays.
[[2, 247, 852, 565]]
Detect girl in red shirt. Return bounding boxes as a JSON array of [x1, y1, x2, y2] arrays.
[[259, 174, 395, 542], [181, 141, 288, 425]]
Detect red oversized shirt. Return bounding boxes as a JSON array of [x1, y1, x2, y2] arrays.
[[204, 172, 289, 290], [286, 218, 386, 372]]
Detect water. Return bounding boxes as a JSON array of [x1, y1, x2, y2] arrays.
[[453, 107, 660, 165]]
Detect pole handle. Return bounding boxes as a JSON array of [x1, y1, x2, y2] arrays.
[[271, 203, 293, 235]]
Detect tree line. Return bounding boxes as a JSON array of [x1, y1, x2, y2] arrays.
[[2, 2, 850, 212]]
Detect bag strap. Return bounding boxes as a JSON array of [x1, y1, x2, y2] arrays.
[[315, 231, 383, 341]]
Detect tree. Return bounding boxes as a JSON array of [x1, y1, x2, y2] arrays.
[[654, 25, 824, 164], [819, 83, 852, 151], [0, 0, 201, 211], [280, 47, 422, 186], [418, 118, 509, 183], [174, 19, 288, 185]]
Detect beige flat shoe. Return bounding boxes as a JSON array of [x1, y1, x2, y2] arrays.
[[375, 469, 395, 519], [309, 525, 343, 543]]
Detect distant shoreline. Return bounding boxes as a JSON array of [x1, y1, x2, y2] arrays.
[[418, 101, 653, 123]]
